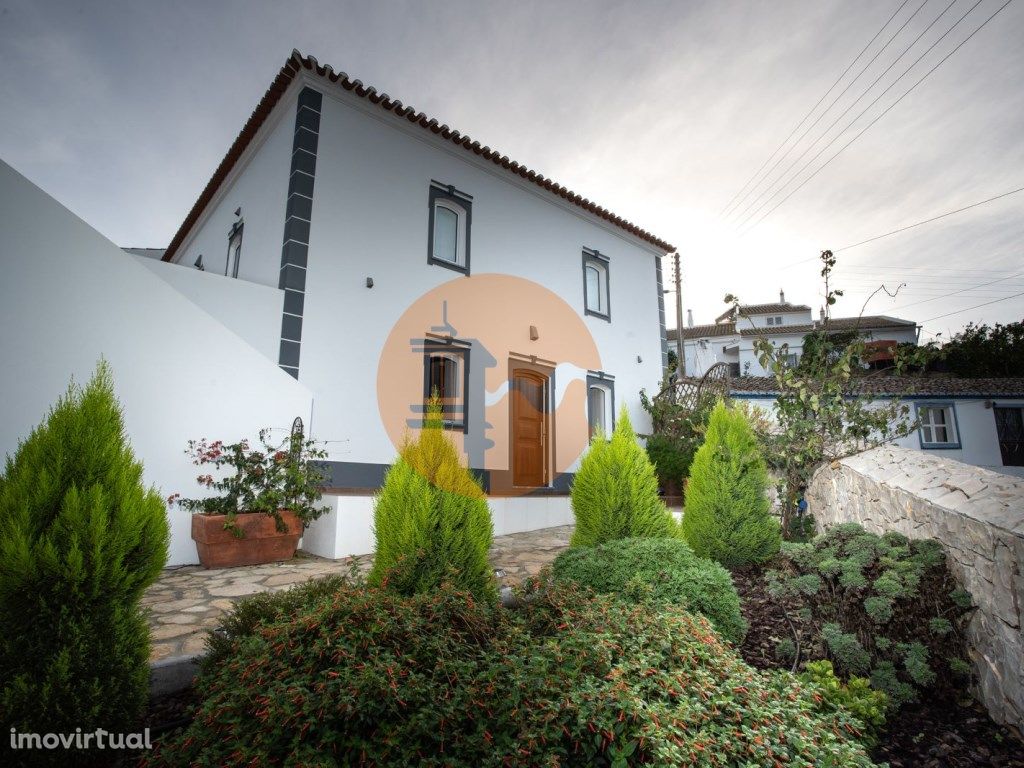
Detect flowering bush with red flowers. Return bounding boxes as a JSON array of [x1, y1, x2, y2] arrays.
[[141, 578, 877, 767], [172, 428, 329, 534]]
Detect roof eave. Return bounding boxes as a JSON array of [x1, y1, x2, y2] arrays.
[[163, 50, 674, 263]]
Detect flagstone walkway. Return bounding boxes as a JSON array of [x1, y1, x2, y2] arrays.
[[144, 525, 574, 662]]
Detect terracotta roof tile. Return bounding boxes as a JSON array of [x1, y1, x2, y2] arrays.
[[163, 50, 674, 262], [668, 323, 737, 340], [705, 375, 1024, 398]]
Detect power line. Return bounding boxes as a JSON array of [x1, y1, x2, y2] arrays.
[[740, 0, 1012, 234], [834, 185, 1024, 251], [731, 0, 938, 226], [721, 0, 914, 218], [880, 272, 1024, 312], [919, 290, 1024, 322]]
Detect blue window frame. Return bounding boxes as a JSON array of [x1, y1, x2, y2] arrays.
[[916, 401, 961, 449]]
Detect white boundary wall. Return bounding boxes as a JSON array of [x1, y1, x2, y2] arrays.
[[0, 161, 313, 566], [808, 445, 1024, 731]]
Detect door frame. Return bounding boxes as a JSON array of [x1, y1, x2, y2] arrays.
[[507, 356, 555, 489]]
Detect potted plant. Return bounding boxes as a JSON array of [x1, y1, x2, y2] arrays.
[[169, 428, 329, 568]]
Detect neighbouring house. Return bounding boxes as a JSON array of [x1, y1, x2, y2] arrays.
[[87, 50, 671, 564], [671, 291, 920, 377], [721, 375, 1024, 478]]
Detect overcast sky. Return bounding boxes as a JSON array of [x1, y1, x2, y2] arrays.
[[2, 0, 1022, 341]]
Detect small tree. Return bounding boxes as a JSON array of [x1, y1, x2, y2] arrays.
[[682, 401, 779, 567], [369, 399, 495, 603], [940, 321, 1024, 377], [0, 362, 169, 762], [570, 407, 679, 546], [727, 251, 917, 538]]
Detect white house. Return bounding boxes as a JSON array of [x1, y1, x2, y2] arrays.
[[725, 376, 1024, 478], [92, 50, 671, 563], [671, 292, 920, 377]]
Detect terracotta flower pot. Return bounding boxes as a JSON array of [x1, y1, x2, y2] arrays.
[[191, 510, 302, 569]]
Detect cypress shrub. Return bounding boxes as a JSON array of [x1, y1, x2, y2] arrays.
[[682, 400, 780, 567], [369, 400, 495, 603], [552, 537, 746, 643], [570, 407, 679, 546], [0, 362, 169, 761]]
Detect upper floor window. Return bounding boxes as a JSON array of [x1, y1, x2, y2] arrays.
[[917, 402, 960, 449], [225, 220, 243, 278], [428, 182, 472, 274], [583, 249, 610, 320], [423, 341, 468, 431], [767, 316, 776, 326]]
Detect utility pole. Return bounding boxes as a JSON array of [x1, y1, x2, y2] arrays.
[[673, 252, 685, 378]]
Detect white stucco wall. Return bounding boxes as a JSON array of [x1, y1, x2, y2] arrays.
[[684, 336, 737, 378], [734, 394, 1024, 478], [134, 256, 284, 363], [295, 82, 664, 469], [173, 90, 297, 289], [0, 160, 314, 566], [164, 75, 658, 477]]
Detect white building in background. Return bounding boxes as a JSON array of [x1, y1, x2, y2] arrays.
[[670, 291, 920, 378], [0, 50, 674, 566], [723, 376, 1024, 478]]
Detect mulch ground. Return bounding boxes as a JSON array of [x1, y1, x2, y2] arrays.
[[733, 567, 1024, 767]]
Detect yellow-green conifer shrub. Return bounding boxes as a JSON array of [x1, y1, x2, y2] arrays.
[[0, 362, 169, 764], [682, 400, 780, 567], [570, 407, 679, 546], [369, 400, 495, 603]]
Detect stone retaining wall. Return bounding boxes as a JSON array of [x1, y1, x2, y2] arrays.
[[807, 445, 1023, 732]]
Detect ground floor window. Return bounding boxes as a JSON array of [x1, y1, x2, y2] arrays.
[[423, 343, 468, 430], [917, 402, 960, 449], [586, 373, 615, 440]]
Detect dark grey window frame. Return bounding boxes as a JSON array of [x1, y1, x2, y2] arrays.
[[422, 339, 471, 432], [427, 181, 473, 275], [586, 372, 615, 439], [226, 220, 244, 278], [582, 248, 611, 321]]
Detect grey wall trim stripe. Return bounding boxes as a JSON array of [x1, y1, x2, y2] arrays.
[[655, 256, 668, 372], [277, 87, 323, 379]]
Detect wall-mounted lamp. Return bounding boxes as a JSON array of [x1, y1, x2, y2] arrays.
[[366, 277, 374, 288], [193, 254, 205, 271], [529, 325, 539, 341], [637, 355, 643, 364]]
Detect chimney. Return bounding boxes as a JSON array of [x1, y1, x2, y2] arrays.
[[687, 309, 694, 328], [780, 288, 786, 304]]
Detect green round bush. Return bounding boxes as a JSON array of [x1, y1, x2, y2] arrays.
[[551, 537, 746, 643], [143, 581, 875, 767]]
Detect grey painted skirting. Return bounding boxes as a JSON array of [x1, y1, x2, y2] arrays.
[[277, 87, 323, 379], [319, 460, 576, 496]]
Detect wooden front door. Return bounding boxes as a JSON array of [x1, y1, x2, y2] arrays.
[[511, 368, 549, 487]]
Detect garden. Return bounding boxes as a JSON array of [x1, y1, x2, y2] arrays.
[[1, 361, 1022, 766]]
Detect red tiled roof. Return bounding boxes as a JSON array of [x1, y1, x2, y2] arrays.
[[668, 323, 737, 341], [163, 50, 674, 262], [713, 375, 1024, 398]]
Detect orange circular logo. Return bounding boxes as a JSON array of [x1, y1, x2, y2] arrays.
[[376, 273, 602, 495]]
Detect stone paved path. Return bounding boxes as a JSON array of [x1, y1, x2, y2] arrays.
[[144, 525, 573, 661]]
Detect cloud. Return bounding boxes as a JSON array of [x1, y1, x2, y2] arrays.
[[0, 0, 1020, 333]]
